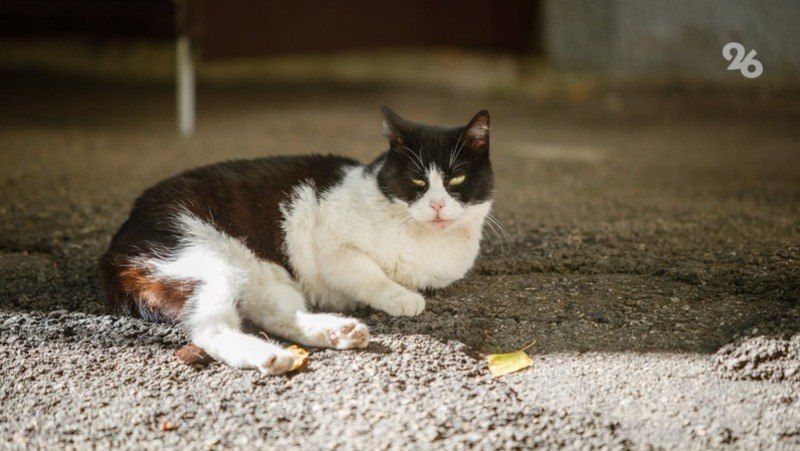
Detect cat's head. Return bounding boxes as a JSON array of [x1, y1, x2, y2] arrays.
[[376, 106, 493, 229]]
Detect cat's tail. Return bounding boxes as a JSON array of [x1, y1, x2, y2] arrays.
[[101, 211, 298, 374], [100, 251, 284, 372], [100, 252, 193, 323]]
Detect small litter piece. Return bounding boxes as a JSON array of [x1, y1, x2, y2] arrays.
[[159, 420, 177, 432], [175, 344, 213, 367], [486, 340, 535, 377]]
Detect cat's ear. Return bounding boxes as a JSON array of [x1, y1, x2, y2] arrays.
[[464, 110, 490, 154], [381, 105, 410, 147]]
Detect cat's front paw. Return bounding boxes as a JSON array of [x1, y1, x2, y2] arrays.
[[379, 291, 426, 316]]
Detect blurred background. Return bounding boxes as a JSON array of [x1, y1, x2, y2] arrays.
[[0, 0, 798, 354], [2, 1, 799, 92]]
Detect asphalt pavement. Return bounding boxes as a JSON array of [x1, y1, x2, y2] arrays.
[[1, 73, 798, 449]]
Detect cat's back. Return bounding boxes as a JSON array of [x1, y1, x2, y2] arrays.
[[147, 153, 355, 208], [108, 154, 360, 262], [146, 154, 359, 205]]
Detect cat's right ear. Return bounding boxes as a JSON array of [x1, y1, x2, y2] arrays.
[[464, 110, 490, 154], [381, 105, 409, 147]]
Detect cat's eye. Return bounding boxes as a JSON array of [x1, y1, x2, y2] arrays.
[[411, 178, 427, 187], [448, 175, 466, 186]]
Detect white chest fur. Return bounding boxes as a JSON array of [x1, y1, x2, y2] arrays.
[[281, 166, 489, 310], [362, 217, 482, 290]]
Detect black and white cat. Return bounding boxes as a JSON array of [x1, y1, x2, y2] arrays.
[[101, 106, 493, 374]]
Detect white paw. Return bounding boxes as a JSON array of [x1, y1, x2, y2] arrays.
[[327, 320, 370, 349], [250, 347, 295, 375], [379, 291, 425, 317]]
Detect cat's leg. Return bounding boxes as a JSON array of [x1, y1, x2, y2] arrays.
[[319, 248, 425, 316], [183, 281, 297, 375], [156, 214, 296, 374], [240, 261, 369, 349]]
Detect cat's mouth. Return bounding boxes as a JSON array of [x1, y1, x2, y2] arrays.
[[430, 218, 453, 229]]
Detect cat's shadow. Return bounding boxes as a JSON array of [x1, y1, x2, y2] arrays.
[[10, 272, 797, 358]]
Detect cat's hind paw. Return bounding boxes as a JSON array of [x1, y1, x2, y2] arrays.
[[289, 313, 371, 349], [254, 348, 296, 375], [196, 332, 297, 375], [328, 320, 370, 349]]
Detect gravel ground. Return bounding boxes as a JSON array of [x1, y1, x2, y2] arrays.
[[1, 71, 799, 449]]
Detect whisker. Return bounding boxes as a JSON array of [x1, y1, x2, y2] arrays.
[[486, 214, 513, 240], [398, 146, 426, 175], [485, 214, 513, 247], [451, 133, 469, 167], [401, 145, 425, 169], [449, 132, 464, 169], [481, 213, 513, 253], [480, 215, 501, 242], [415, 145, 426, 171], [482, 219, 506, 251]]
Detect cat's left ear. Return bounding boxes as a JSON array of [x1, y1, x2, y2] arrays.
[[464, 110, 490, 154]]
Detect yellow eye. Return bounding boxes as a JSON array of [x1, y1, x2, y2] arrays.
[[449, 175, 466, 186], [412, 178, 427, 187]]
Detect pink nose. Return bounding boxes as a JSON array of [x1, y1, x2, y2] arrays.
[[430, 199, 445, 212]]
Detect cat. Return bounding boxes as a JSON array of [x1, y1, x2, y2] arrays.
[[100, 106, 493, 374]]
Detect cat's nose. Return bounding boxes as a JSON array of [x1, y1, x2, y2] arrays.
[[430, 199, 445, 212]]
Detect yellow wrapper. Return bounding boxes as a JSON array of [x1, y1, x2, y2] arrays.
[[287, 345, 309, 371], [486, 350, 533, 377]]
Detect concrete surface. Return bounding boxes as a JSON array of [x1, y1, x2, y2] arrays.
[[1, 72, 799, 449]]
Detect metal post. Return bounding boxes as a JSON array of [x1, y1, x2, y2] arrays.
[[175, 0, 195, 136]]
